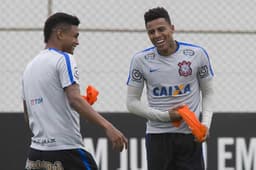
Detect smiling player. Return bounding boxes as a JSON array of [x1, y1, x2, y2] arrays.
[[126, 7, 214, 170]]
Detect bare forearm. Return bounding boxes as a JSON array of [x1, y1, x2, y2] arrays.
[[65, 83, 128, 151], [23, 100, 30, 128], [69, 96, 111, 129]]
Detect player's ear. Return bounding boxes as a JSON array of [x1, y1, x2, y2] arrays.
[[56, 29, 64, 40]]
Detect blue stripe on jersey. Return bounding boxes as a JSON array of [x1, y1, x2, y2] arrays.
[[77, 149, 92, 170], [142, 46, 155, 52], [48, 48, 75, 84], [126, 54, 136, 85], [178, 41, 214, 76]]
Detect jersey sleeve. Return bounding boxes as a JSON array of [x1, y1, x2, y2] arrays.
[[57, 53, 80, 88], [197, 48, 214, 80], [126, 54, 144, 88]]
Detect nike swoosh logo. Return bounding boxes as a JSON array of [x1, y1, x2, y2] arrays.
[[149, 68, 160, 72]]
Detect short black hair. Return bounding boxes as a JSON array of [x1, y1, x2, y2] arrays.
[[144, 7, 171, 25], [43, 12, 80, 43]]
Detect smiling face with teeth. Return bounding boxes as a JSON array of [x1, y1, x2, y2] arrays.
[[44, 13, 80, 54], [146, 17, 176, 56], [60, 25, 79, 54]]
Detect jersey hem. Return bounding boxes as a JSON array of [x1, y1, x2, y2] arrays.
[[30, 144, 84, 151]]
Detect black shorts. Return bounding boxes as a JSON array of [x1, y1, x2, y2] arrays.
[[25, 147, 98, 170], [146, 133, 205, 170]]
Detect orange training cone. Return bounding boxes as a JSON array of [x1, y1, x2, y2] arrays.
[[174, 105, 207, 142], [82, 85, 99, 105]]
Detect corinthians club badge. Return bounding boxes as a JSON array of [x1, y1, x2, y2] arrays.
[[178, 60, 192, 77]]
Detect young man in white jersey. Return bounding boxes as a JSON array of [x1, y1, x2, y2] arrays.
[[126, 7, 214, 170], [22, 12, 128, 170]]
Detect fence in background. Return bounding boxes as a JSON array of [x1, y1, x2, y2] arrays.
[[0, 0, 256, 112]]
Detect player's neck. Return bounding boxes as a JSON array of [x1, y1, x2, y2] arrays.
[[158, 40, 177, 56], [45, 42, 62, 52]]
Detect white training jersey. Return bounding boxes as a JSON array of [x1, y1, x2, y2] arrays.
[[22, 48, 84, 150], [127, 41, 214, 134]]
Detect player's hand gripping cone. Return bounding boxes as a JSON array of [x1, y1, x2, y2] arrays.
[[172, 105, 207, 142]]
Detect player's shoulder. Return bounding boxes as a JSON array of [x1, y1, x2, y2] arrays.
[[132, 46, 156, 61], [47, 48, 77, 65], [178, 41, 207, 54], [47, 48, 73, 58]]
